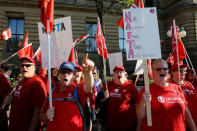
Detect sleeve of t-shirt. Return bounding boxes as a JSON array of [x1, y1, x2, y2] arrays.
[[32, 80, 47, 109], [137, 87, 145, 105], [0, 73, 11, 100], [41, 98, 49, 113], [177, 86, 188, 106]]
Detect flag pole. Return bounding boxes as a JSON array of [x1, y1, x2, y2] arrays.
[[47, 20, 53, 116], [98, 17, 108, 91], [73, 35, 89, 47], [173, 20, 181, 84], [0, 52, 18, 65], [33, 46, 40, 58]]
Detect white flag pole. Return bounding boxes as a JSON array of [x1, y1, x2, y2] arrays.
[[33, 46, 40, 58], [0, 52, 18, 65], [73, 35, 89, 47], [47, 20, 53, 113]]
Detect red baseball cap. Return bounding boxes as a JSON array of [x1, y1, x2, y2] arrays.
[[75, 65, 82, 71], [113, 66, 125, 72], [170, 64, 187, 72], [20, 56, 35, 64]]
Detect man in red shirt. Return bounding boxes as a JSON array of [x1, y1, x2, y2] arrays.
[[186, 68, 197, 89], [3, 56, 47, 131], [98, 66, 139, 131], [0, 72, 11, 131], [41, 54, 94, 131], [170, 64, 197, 129], [137, 59, 196, 131]]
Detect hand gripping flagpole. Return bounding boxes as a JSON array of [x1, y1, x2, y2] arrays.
[[47, 20, 53, 121]]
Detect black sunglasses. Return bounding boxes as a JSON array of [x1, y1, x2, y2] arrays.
[[20, 64, 34, 68], [155, 68, 168, 71]]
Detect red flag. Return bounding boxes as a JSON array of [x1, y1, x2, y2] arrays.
[[95, 17, 108, 59], [1, 28, 11, 40], [19, 40, 22, 47], [73, 34, 88, 45], [38, 0, 54, 34], [68, 48, 78, 65], [172, 20, 186, 64], [23, 32, 29, 47], [17, 44, 33, 58], [166, 53, 174, 64], [74, 49, 78, 65], [116, 0, 144, 29], [34, 47, 47, 77]]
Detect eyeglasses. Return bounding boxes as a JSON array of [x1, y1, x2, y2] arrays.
[[154, 68, 168, 71], [59, 69, 73, 75], [92, 72, 97, 75], [20, 64, 34, 68]]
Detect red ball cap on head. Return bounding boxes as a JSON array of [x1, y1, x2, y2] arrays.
[[170, 63, 187, 72], [113, 66, 125, 72], [75, 65, 82, 71], [20, 56, 35, 65]]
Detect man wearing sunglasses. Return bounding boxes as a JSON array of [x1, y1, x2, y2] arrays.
[[170, 64, 197, 129], [40, 53, 94, 131], [136, 59, 196, 131], [3, 56, 47, 131]]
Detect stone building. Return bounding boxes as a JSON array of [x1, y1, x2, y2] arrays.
[[0, 0, 196, 78]]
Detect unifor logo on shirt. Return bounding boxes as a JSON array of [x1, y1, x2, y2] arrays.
[[157, 96, 165, 103], [157, 96, 184, 103]]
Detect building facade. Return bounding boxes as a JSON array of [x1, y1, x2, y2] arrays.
[[0, 0, 197, 77]]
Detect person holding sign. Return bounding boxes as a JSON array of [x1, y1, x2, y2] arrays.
[[136, 59, 196, 131], [170, 64, 197, 129], [97, 66, 139, 131], [40, 54, 94, 131]]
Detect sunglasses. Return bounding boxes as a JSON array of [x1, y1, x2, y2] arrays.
[[92, 72, 97, 75], [59, 69, 73, 74], [20, 64, 34, 68], [155, 68, 168, 71]]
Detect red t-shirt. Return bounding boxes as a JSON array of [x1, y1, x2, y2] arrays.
[[186, 77, 197, 89], [41, 83, 88, 131], [104, 81, 139, 131], [9, 76, 47, 131], [137, 83, 187, 131], [0, 72, 11, 104], [171, 80, 197, 127]]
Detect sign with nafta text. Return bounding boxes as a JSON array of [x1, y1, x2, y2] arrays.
[[123, 7, 161, 60], [109, 52, 123, 74], [38, 16, 73, 68]]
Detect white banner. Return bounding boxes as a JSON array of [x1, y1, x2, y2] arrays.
[[109, 52, 123, 74], [123, 7, 161, 60], [134, 59, 144, 75], [38, 16, 73, 68]]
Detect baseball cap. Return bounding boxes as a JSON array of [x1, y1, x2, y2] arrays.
[[20, 56, 35, 64], [113, 66, 125, 72], [75, 65, 82, 71], [59, 62, 75, 72], [170, 64, 187, 72]]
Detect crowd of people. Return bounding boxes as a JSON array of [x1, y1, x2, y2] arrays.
[[1, 55, 197, 131]]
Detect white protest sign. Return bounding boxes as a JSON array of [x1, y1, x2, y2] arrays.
[[38, 16, 73, 68], [123, 7, 161, 60], [109, 52, 123, 74], [134, 59, 144, 75]]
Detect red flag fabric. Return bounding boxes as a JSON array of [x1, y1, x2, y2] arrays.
[[172, 20, 186, 64], [166, 53, 174, 64], [1, 28, 11, 40], [95, 17, 108, 59], [38, 0, 54, 34], [17, 44, 33, 58], [34, 47, 47, 77], [19, 40, 22, 47], [73, 34, 88, 45], [23, 32, 29, 48], [68, 48, 78, 65], [74, 49, 78, 65], [116, 0, 144, 29]]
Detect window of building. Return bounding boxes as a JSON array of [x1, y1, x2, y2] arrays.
[[119, 27, 126, 53], [85, 23, 97, 53], [7, 18, 24, 52]]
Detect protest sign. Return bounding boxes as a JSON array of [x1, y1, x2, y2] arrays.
[[109, 52, 123, 74]]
